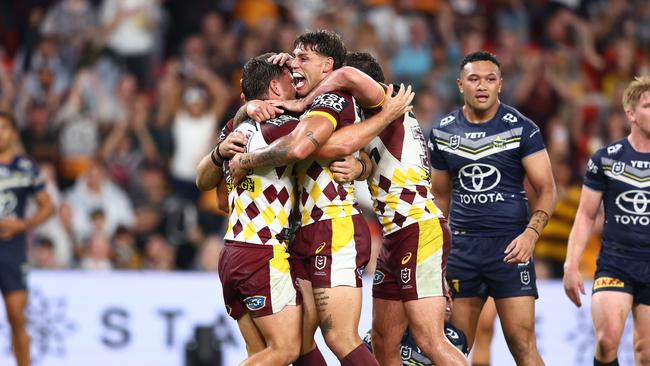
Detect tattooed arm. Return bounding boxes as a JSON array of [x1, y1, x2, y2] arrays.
[[229, 115, 335, 184], [504, 150, 557, 264]]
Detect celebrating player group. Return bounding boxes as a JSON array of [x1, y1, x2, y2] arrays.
[[196, 29, 650, 366]]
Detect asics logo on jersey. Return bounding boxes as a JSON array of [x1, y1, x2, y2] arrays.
[[458, 164, 501, 192], [401, 252, 412, 265], [315, 242, 326, 254], [616, 190, 650, 215], [0, 191, 17, 216]]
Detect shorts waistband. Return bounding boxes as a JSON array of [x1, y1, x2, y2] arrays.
[[224, 240, 285, 250]]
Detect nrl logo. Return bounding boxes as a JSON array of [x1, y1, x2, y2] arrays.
[[520, 270, 531, 285], [315, 255, 327, 270], [401, 268, 411, 283], [611, 162, 626, 176], [449, 135, 460, 150]]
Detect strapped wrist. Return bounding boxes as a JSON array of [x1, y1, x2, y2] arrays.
[[355, 157, 367, 180], [210, 146, 223, 167]]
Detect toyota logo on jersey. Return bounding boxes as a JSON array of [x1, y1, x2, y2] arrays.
[[458, 164, 501, 192], [616, 190, 650, 215]]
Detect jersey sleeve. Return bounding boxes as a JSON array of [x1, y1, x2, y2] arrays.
[[261, 115, 300, 144], [583, 150, 607, 192], [520, 119, 546, 158], [428, 129, 449, 171], [306, 91, 352, 129], [217, 119, 234, 143]]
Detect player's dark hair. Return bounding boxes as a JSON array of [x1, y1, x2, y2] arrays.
[[345, 52, 385, 83], [459, 51, 501, 73], [0, 111, 18, 131], [294, 30, 347, 70], [241, 52, 285, 101]]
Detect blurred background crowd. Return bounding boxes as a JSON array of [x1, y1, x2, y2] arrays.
[[1, 0, 648, 277]]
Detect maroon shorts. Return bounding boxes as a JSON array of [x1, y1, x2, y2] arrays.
[[218, 241, 300, 320], [291, 214, 371, 288], [373, 218, 451, 301]]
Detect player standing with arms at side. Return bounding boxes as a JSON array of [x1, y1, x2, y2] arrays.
[[564, 76, 650, 366], [0, 111, 54, 366], [428, 51, 556, 366]]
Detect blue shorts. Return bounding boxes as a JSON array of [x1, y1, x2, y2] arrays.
[[446, 234, 538, 299], [593, 249, 650, 305], [0, 259, 28, 295]]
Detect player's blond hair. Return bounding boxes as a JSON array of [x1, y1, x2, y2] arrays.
[[622, 75, 650, 111]]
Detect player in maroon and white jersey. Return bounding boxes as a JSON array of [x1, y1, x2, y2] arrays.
[[229, 31, 389, 366], [196, 53, 302, 366]]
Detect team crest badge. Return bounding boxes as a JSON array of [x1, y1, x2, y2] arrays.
[[373, 271, 385, 285], [520, 270, 531, 285], [244, 296, 267, 311], [401, 268, 411, 283], [315, 255, 327, 270], [612, 161, 626, 176], [449, 135, 460, 150]]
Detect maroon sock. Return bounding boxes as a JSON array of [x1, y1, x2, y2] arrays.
[[293, 346, 327, 366], [340, 343, 379, 366]]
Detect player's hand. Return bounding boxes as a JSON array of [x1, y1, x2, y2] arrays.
[[246, 100, 283, 122], [379, 84, 415, 122], [330, 155, 363, 183], [219, 131, 247, 159], [229, 153, 249, 186], [268, 98, 307, 113], [267, 53, 294, 67], [563, 264, 585, 307], [503, 228, 537, 264], [0, 218, 28, 239]]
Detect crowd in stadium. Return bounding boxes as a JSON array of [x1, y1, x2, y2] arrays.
[[1, 0, 649, 276]]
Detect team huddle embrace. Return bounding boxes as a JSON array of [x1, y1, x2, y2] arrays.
[[195, 29, 650, 366]]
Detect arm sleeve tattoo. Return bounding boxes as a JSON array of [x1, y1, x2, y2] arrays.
[[306, 131, 321, 148], [526, 209, 550, 237]]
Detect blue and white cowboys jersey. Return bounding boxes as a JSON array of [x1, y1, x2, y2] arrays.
[[0, 155, 46, 257], [428, 104, 546, 236], [584, 138, 650, 256]]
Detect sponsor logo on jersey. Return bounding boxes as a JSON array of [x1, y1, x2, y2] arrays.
[[315, 255, 327, 270], [226, 176, 259, 193], [464, 132, 486, 139], [607, 144, 623, 155], [311, 93, 348, 113], [451, 279, 460, 293], [587, 159, 598, 174], [502, 113, 518, 123], [401, 268, 411, 283], [315, 242, 326, 254], [631, 160, 650, 169], [611, 161, 626, 176], [373, 271, 385, 285], [266, 114, 298, 127], [440, 115, 455, 127], [401, 252, 412, 265], [458, 164, 501, 192], [614, 190, 650, 225], [449, 135, 461, 150], [244, 296, 267, 311], [593, 277, 625, 289]]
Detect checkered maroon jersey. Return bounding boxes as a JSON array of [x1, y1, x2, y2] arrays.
[[224, 115, 299, 245]]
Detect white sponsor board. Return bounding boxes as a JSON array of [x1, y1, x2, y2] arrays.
[[0, 272, 635, 365]]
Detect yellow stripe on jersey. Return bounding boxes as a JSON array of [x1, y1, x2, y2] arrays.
[[306, 110, 338, 129], [325, 205, 343, 219], [332, 216, 354, 254], [243, 220, 257, 240], [269, 245, 290, 273], [417, 219, 443, 265], [362, 83, 386, 109]]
